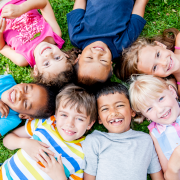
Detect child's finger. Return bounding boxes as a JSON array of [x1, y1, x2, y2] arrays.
[[39, 149, 51, 164], [39, 141, 50, 148], [37, 162, 46, 171], [36, 153, 47, 167], [57, 154, 63, 164], [42, 147, 55, 156]]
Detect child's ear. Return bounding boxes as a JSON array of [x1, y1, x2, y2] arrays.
[[131, 110, 136, 118], [154, 41, 167, 49], [33, 65, 38, 77], [168, 85, 177, 99], [74, 54, 81, 65], [87, 120, 95, 130], [19, 114, 32, 120], [98, 116, 103, 124]]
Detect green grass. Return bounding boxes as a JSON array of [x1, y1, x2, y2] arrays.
[[0, 0, 180, 179]]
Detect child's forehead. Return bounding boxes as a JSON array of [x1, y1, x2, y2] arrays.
[[97, 92, 129, 105]]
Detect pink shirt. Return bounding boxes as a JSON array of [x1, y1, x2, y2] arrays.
[[0, 0, 65, 67]]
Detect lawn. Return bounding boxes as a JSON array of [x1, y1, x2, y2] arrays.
[[0, 0, 180, 179]]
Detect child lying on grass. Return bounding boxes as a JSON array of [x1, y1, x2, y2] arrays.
[[0, 74, 57, 136], [1, 84, 97, 180], [82, 82, 164, 180]]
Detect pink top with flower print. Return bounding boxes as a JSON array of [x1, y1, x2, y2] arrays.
[[0, 0, 65, 67]]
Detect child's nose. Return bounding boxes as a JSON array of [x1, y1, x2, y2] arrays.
[[66, 118, 75, 128], [17, 90, 23, 101]]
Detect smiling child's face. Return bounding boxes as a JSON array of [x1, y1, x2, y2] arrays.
[[55, 102, 94, 141], [76, 41, 112, 82], [138, 45, 179, 77], [97, 93, 135, 133], [33, 41, 69, 78], [1, 83, 47, 116], [140, 86, 180, 125]]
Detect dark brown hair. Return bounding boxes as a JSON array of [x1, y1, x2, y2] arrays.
[[56, 84, 97, 123], [115, 28, 180, 81]]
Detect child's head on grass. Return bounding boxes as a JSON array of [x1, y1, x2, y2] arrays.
[[55, 84, 97, 141], [96, 82, 135, 133], [1, 83, 57, 119], [129, 75, 180, 125], [74, 41, 113, 86], [118, 28, 180, 81], [33, 45, 75, 87]]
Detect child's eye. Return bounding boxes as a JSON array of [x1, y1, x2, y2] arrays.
[[159, 96, 164, 101], [61, 114, 67, 117], [101, 108, 108, 112], [117, 104, 124, 108], [87, 57, 93, 59], [147, 107, 152, 112], [54, 56, 60, 60], [24, 100, 27, 109], [100, 60, 107, 62], [77, 118, 83, 121], [24, 85, 28, 92], [157, 51, 160, 58], [153, 65, 157, 72], [44, 61, 50, 66]]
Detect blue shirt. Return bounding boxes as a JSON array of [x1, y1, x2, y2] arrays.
[[0, 75, 21, 136], [67, 0, 146, 60]]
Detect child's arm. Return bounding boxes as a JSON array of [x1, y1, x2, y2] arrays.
[[164, 146, 180, 180], [0, 45, 28, 66], [3, 125, 55, 162], [84, 172, 96, 180], [40, 0, 62, 37], [150, 132, 168, 172], [0, 17, 6, 50], [73, 0, 86, 10], [150, 170, 164, 180], [1, 0, 47, 19], [37, 149, 67, 180], [132, 0, 149, 18], [0, 99, 9, 118]]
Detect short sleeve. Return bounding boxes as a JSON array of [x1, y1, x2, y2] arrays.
[[147, 143, 161, 174], [116, 14, 146, 51], [69, 169, 83, 180], [25, 119, 42, 137], [67, 9, 85, 48], [82, 134, 99, 176], [0, 115, 21, 136]]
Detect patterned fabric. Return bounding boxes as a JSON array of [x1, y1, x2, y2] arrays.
[[148, 116, 180, 160], [0, 0, 65, 67], [1, 116, 85, 180]]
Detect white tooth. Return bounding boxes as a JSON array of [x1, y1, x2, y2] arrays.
[[115, 119, 120, 122], [110, 120, 114, 123]]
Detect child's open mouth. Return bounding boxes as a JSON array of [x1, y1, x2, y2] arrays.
[[63, 129, 76, 136], [41, 47, 51, 54], [93, 46, 104, 51], [109, 118, 123, 125], [160, 109, 171, 119], [9, 90, 15, 103], [167, 57, 173, 71]]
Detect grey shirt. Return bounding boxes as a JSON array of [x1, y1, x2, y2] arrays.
[[82, 129, 161, 180]]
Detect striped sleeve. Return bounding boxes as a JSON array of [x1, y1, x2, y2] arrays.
[[69, 169, 83, 180], [25, 119, 42, 137]]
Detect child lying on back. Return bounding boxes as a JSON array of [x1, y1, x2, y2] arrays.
[[129, 75, 180, 180], [0, 74, 57, 136], [2, 84, 97, 180], [82, 82, 164, 180]]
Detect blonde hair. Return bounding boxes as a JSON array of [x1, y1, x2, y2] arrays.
[[115, 28, 180, 81], [129, 75, 177, 123]]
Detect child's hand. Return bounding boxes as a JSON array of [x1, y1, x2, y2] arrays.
[[0, 17, 6, 34], [1, 4, 23, 19], [0, 99, 9, 118], [22, 138, 55, 162], [37, 149, 67, 180]]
